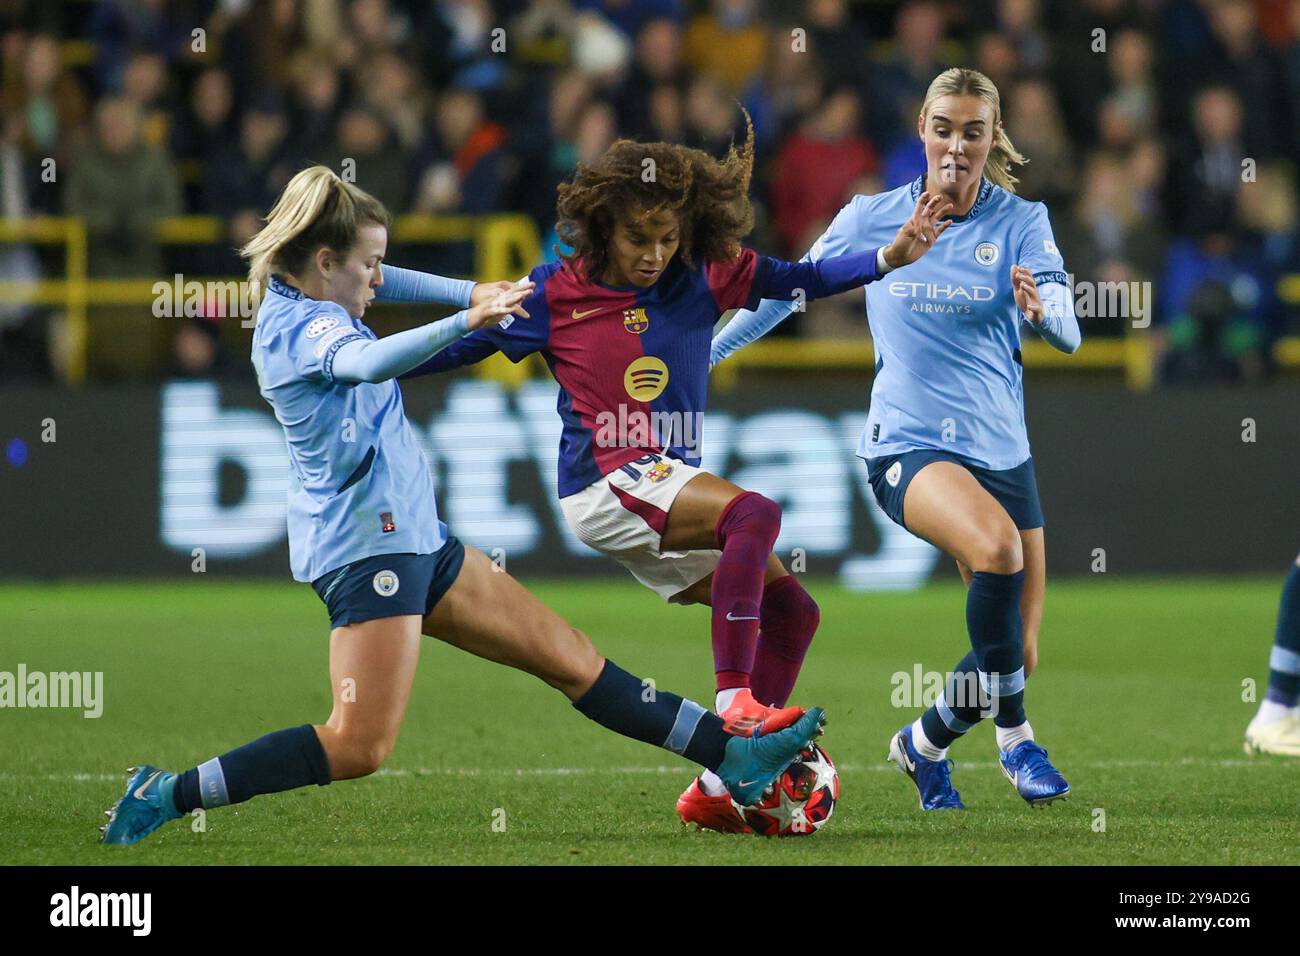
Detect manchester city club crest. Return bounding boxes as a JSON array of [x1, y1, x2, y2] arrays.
[[372, 570, 400, 597], [623, 308, 649, 333], [975, 241, 1000, 266]]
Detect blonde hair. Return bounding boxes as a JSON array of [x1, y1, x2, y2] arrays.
[[240, 165, 392, 301], [920, 67, 1027, 193]]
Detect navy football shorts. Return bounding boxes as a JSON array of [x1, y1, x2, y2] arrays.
[[865, 450, 1045, 532], [310, 536, 467, 629]]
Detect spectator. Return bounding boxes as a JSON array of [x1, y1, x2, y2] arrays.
[[683, 0, 768, 96], [1235, 161, 1300, 341], [871, 1, 948, 151], [973, 31, 1020, 92], [201, 94, 293, 247], [6, 33, 88, 166], [745, 24, 824, 151], [1105, 29, 1158, 138], [121, 51, 172, 151], [770, 88, 876, 257], [411, 89, 506, 213], [1005, 79, 1075, 207], [1201, 0, 1292, 159], [0, 108, 48, 380], [516, 70, 593, 226], [63, 96, 181, 277], [172, 67, 235, 168], [1058, 151, 1164, 298], [361, 53, 427, 151], [572, 0, 683, 38], [995, 0, 1050, 76], [1166, 84, 1247, 236], [684, 75, 739, 156], [803, 0, 873, 92], [288, 55, 345, 162], [614, 18, 685, 139]]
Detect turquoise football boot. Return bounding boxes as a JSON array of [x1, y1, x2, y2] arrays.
[[716, 707, 826, 806], [101, 765, 183, 845]]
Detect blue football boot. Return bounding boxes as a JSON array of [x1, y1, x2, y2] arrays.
[[999, 740, 1070, 806], [100, 765, 183, 845], [717, 707, 826, 806], [887, 724, 965, 810]]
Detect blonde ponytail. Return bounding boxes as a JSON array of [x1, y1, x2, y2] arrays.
[[920, 67, 1027, 193], [241, 165, 392, 302]]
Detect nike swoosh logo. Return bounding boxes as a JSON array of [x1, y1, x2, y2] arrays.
[[725, 612, 759, 621], [571, 307, 600, 319], [896, 739, 916, 772], [738, 779, 760, 788], [133, 770, 162, 801]]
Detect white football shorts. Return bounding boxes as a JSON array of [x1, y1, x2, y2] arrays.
[[559, 453, 721, 601]]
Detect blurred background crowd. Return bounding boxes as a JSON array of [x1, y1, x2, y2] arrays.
[[0, 0, 1298, 383]]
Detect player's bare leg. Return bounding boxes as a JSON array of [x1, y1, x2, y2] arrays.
[[421, 545, 604, 699], [315, 615, 423, 779]]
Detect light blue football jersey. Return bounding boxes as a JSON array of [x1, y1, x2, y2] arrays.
[[251, 276, 446, 582], [807, 177, 1068, 471]]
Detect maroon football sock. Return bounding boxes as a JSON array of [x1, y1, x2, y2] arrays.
[[750, 575, 820, 706], [711, 492, 781, 692]]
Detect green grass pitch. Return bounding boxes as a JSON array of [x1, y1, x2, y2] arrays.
[[0, 577, 1293, 865]]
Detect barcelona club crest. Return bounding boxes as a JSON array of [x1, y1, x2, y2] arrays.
[[646, 461, 675, 483], [623, 308, 650, 334]]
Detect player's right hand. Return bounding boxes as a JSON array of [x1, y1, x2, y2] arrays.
[[882, 191, 954, 269], [466, 283, 533, 331]]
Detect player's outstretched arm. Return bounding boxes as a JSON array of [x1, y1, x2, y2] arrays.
[[377, 264, 476, 307], [746, 194, 951, 316], [377, 265, 533, 320], [331, 284, 531, 384], [711, 192, 953, 367]]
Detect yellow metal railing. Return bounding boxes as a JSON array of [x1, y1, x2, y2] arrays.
[[0, 214, 1294, 390]]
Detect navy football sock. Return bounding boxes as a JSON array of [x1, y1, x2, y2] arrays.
[[920, 650, 987, 748], [174, 724, 331, 813], [1266, 563, 1300, 707], [966, 570, 1027, 728], [573, 660, 730, 770]]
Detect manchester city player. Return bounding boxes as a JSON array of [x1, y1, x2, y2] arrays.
[[99, 166, 825, 845], [1245, 553, 1300, 755], [400, 119, 951, 832], [713, 69, 1080, 810]]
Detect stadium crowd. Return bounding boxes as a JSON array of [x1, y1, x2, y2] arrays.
[[0, 0, 1298, 382]]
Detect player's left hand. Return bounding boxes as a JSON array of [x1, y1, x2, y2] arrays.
[[1011, 265, 1042, 323], [471, 279, 533, 318]]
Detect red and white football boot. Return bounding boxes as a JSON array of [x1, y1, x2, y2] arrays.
[[675, 777, 751, 833], [719, 687, 805, 738]]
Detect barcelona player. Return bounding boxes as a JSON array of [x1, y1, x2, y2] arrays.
[[713, 69, 1079, 810], [99, 166, 826, 845], [401, 118, 952, 831]]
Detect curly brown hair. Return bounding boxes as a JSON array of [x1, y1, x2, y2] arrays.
[[555, 111, 756, 283]]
